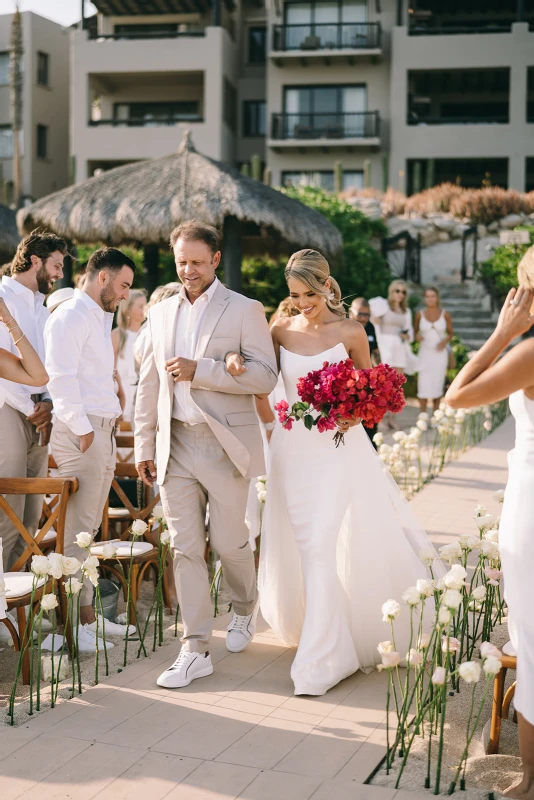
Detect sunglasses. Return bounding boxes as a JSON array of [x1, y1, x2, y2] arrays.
[[395, 290, 407, 295]]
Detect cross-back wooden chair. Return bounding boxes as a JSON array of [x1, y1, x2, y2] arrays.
[[101, 461, 160, 540], [0, 476, 79, 684], [488, 651, 518, 754], [115, 432, 135, 464], [38, 454, 61, 555]]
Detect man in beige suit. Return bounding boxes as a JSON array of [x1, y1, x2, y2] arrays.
[[135, 221, 277, 688]]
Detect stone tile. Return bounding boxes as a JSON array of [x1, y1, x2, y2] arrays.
[[152, 706, 260, 759], [21, 741, 144, 800], [95, 695, 193, 748], [0, 732, 91, 800], [274, 717, 367, 779], [239, 769, 322, 799], [93, 752, 202, 800], [213, 695, 274, 718], [268, 705, 328, 726], [50, 687, 156, 740], [0, 724, 44, 759], [215, 715, 314, 769], [164, 760, 260, 800], [310, 780, 396, 800], [335, 736, 387, 783]]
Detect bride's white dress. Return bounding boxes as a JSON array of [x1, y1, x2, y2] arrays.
[[259, 343, 443, 696]]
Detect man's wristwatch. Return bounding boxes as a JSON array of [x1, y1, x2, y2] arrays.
[[264, 420, 276, 431]]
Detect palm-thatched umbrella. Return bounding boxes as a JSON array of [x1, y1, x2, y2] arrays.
[[17, 131, 342, 293], [0, 203, 19, 263]]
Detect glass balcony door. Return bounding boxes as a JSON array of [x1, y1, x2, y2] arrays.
[[283, 85, 366, 138], [284, 0, 367, 50]]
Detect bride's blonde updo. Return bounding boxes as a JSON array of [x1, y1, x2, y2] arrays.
[[285, 249, 345, 317]]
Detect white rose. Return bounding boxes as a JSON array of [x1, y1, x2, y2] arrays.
[[101, 543, 117, 559], [433, 410, 444, 422], [483, 420, 492, 431], [454, 410, 465, 423], [408, 466, 418, 478], [416, 420, 428, 432], [445, 406, 455, 418], [41, 593, 59, 612], [459, 534, 480, 552], [418, 633, 431, 649], [153, 504, 165, 521], [76, 532, 93, 549], [377, 640, 394, 655], [476, 513, 496, 531], [47, 552, 64, 579], [416, 578, 434, 597], [31, 555, 50, 577], [493, 489, 505, 504], [82, 555, 99, 573], [407, 648, 424, 667], [381, 599, 401, 622], [160, 530, 171, 546], [439, 541, 463, 565], [438, 607, 452, 626], [373, 432, 384, 446], [483, 655, 502, 676], [484, 528, 499, 544], [402, 586, 421, 606], [443, 564, 467, 591], [257, 490, 267, 503], [480, 641, 502, 659], [471, 585, 486, 602], [392, 431, 408, 443], [443, 589, 463, 611], [381, 651, 401, 668], [432, 666, 447, 685], [392, 443, 402, 454], [65, 576, 83, 595], [474, 504, 487, 518], [86, 569, 99, 588], [379, 443, 392, 455], [419, 547, 436, 567], [61, 556, 82, 576], [418, 412, 429, 421], [480, 540, 500, 561], [131, 519, 149, 536], [459, 661, 481, 683]]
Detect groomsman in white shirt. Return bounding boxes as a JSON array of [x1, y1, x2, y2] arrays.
[[0, 230, 66, 569], [44, 247, 136, 647]]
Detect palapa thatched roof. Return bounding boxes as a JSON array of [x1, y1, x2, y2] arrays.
[[17, 132, 342, 259], [0, 203, 20, 261]]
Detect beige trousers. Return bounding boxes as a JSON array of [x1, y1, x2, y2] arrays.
[[161, 420, 257, 653], [0, 404, 48, 570], [51, 417, 116, 607]]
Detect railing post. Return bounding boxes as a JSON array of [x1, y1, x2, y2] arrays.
[[461, 231, 466, 283]]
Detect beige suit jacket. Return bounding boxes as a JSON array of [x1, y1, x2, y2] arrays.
[[134, 282, 278, 483]]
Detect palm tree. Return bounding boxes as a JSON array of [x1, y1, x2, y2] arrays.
[[10, 1, 23, 209]]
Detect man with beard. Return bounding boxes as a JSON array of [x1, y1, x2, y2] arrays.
[[44, 247, 136, 650], [0, 230, 66, 571]]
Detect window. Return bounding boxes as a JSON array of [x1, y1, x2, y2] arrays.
[[282, 170, 363, 191], [113, 102, 201, 125], [37, 52, 49, 86], [283, 84, 367, 137], [0, 126, 13, 158], [114, 23, 179, 37], [528, 67, 534, 123], [0, 52, 8, 86], [406, 158, 509, 194], [243, 100, 266, 137], [283, 0, 367, 49], [36, 124, 48, 159], [224, 78, 237, 133], [248, 26, 267, 63]]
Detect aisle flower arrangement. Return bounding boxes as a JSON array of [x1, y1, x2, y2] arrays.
[[378, 491, 506, 794]]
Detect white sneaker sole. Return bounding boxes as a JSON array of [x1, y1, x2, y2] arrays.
[[157, 663, 213, 689]]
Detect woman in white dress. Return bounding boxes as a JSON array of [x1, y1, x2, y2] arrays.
[[446, 247, 534, 800], [111, 289, 147, 426], [372, 279, 415, 428], [414, 286, 454, 413], [256, 250, 444, 697]]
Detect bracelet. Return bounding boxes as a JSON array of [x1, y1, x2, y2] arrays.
[[264, 420, 276, 431], [13, 333, 25, 346]]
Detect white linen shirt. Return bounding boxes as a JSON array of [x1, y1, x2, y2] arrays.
[[172, 278, 220, 425], [44, 289, 121, 435], [0, 276, 51, 416]]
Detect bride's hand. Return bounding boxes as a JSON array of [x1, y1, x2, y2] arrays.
[[336, 417, 361, 432], [225, 352, 247, 376], [495, 287, 534, 341]]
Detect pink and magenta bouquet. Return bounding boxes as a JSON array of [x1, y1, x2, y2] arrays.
[[275, 359, 406, 446]]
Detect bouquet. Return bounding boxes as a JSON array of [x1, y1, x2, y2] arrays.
[[275, 359, 406, 446]]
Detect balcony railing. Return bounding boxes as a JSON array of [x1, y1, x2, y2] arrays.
[[88, 30, 205, 41], [271, 111, 380, 141], [89, 116, 203, 127], [408, 113, 509, 126], [408, 22, 512, 36], [272, 22, 381, 52]]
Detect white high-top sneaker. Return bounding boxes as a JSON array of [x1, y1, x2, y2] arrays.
[[157, 650, 213, 688]]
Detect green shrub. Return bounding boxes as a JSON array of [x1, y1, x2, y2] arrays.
[[478, 227, 534, 305]]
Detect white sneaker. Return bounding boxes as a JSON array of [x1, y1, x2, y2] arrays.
[[157, 650, 213, 689], [226, 608, 258, 653], [41, 624, 114, 653], [87, 616, 137, 639]]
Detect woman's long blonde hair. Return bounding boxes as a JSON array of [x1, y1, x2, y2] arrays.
[[285, 249, 345, 317], [518, 245, 534, 290], [116, 289, 147, 356], [387, 279, 409, 313]]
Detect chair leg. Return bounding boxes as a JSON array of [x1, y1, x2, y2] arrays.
[[488, 667, 507, 754], [16, 606, 31, 686], [502, 681, 517, 721], [128, 563, 140, 627]]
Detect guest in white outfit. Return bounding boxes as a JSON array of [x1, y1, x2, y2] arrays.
[[46, 286, 74, 313], [111, 289, 147, 426], [44, 247, 136, 650], [372, 279, 414, 428], [414, 286, 454, 413], [0, 230, 66, 570], [446, 245, 534, 800]]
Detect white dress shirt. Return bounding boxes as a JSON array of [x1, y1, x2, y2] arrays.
[[44, 289, 121, 435], [0, 275, 51, 416], [173, 277, 220, 425]]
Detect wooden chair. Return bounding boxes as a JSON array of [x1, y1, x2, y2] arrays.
[[488, 651, 517, 754], [0, 476, 79, 684], [115, 432, 135, 464], [101, 461, 160, 540]]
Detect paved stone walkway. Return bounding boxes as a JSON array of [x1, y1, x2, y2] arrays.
[[0, 418, 514, 800]]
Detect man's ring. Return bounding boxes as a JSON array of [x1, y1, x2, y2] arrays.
[[510, 299, 519, 305], [173, 369, 179, 376]]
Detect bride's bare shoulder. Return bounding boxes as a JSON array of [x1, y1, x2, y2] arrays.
[[340, 317, 366, 341], [271, 316, 301, 341]]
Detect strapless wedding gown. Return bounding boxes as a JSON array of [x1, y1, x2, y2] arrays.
[[259, 343, 443, 696], [498, 391, 534, 725]]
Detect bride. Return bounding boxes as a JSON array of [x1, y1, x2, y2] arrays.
[[253, 250, 443, 696]]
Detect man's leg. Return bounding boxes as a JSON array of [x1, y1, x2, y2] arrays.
[[160, 422, 212, 654], [0, 406, 33, 570]]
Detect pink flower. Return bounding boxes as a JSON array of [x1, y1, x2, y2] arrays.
[[480, 641, 502, 659], [484, 567, 502, 585]]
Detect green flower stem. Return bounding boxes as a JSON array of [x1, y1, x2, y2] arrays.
[[434, 649, 450, 795], [97, 587, 109, 677], [50, 606, 56, 709], [449, 678, 491, 794], [36, 607, 43, 711], [8, 579, 38, 723], [54, 592, 72, 704]]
